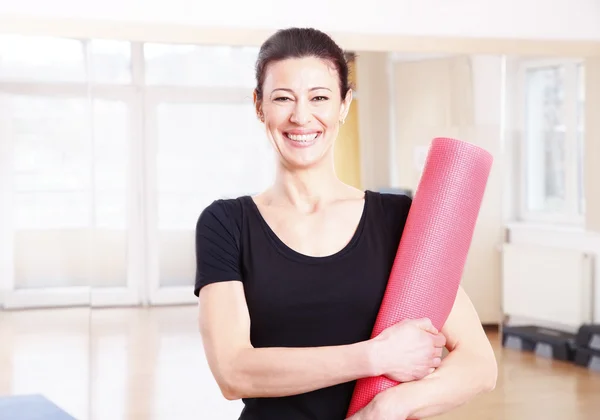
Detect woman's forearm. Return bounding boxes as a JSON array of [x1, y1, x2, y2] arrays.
[[222, 340, 376, 399], [386, 348, 497, 419]]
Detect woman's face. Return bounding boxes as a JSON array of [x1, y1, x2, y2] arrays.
[[255, 56, 352, 170]]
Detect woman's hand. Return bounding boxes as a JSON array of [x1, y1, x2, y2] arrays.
[[346, 387, 411, 420], [368, 318, 446, 383]]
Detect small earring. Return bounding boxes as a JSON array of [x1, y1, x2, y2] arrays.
[[340, 118, 345, 125]]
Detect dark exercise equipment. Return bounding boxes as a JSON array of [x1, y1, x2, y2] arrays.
[[573, 323, 600, 372], [575, 324, 600, 351], [502, 322, 600, 374], [501, 325, 577, 362], [574, 347, 600, 372]]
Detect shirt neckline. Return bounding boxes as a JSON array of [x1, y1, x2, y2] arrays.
[[243, 190, 371, 264]]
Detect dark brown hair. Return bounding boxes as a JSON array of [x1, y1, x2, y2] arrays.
[[254, 27, 351, 102]]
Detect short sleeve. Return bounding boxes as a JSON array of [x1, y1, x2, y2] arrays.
[[380, 192, 412, 238], [194, 199, 243, 297]]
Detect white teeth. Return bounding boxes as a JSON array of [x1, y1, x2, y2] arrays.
[[286, 133, 318, 142]]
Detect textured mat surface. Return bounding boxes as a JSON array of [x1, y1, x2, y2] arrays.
[[347, 137, 493, 417]]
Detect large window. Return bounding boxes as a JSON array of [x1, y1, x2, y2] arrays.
[[0, 35, 271, 308], [0, 35, 87, 82], [519, 59, 585, 225], [0, 37, 134, 298], [144, 43, 258, 88]]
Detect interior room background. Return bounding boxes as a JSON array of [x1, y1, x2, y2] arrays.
[[1, 1, 599, 419]]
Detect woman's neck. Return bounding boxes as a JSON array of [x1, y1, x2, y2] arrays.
[[269, 162, 343, 212]]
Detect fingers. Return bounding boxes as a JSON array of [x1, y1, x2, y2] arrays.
[[420, 360, 441, 379], [414, 318, 438, 335], [433, 332, 447, 348]]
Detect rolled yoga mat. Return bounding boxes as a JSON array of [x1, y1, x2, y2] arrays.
[[346, 137, 493, 417]]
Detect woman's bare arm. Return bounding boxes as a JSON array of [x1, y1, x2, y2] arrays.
[[198, 280, 377, 400], [354, 286, 498, 419]]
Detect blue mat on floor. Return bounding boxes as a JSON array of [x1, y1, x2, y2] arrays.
[[0, 394, 77, 420]]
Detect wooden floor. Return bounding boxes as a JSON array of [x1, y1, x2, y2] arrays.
[[1, 306, 599, 420]]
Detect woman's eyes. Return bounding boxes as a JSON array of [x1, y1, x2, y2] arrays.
[[274, 96, 329, 102]]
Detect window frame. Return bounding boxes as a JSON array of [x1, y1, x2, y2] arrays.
[[142, 84, 270, 305], [0, 37, 145, 308], [516, 57, 585, 226], [0, 37, 267, 309], [0, 83, 143, 309]]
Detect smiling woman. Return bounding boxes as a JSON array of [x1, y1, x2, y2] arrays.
[[255, 55, 351, 171], [253, 29, 353, 172], [195, 27, 496, 420]]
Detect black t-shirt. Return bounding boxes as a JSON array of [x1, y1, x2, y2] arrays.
[[194, 190, 412, 420]]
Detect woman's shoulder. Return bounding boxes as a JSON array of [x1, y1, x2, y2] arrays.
[[194, 196, 249, 296], [196, 195, 249, 236], [366, 190, 412, 234], [367, 190, 412, 216], [199, 196, 245, 217]]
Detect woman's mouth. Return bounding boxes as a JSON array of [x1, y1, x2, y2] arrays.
[[284, 132, 321, 147]]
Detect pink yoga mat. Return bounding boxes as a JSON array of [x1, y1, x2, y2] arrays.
[[346, 137, 493, 417]]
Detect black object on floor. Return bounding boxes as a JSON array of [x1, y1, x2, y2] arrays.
[[576, 324, 600, 351], [0, 394, 76, 420], [501, 325, 577, 361], [574, 347, 600, 372]]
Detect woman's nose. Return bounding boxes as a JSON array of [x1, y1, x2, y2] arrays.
[[290, 101, 311, 125]]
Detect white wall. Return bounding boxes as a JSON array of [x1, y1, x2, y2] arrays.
[[507, 224, 600, 325], [355, 51, 393, 191], [1, 0, 599, 41], [468, 56, 505, 325]]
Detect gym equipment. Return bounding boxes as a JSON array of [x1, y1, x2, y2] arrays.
[[576, 324, 600, 351], [346, 137, 493, 417], [572, 324, 600, 372], [501, 325, 577, 361], [574, 347, 600, 372]]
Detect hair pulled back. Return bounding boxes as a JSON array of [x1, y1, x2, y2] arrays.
[[254, 28, 351, 102]]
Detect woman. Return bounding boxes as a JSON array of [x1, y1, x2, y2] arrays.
[[195, 27, 497, 420]]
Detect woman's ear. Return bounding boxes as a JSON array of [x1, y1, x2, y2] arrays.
[[253, 90, 263, 122], [339, 88, 353, 123]]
